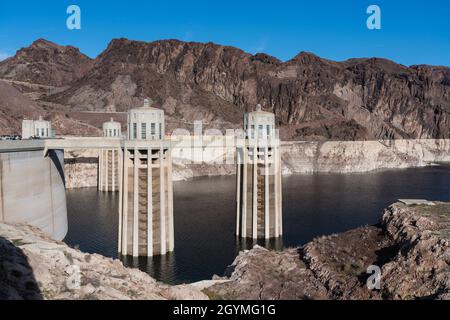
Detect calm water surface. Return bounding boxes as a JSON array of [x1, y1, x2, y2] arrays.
[[65, 164, 450, 284]]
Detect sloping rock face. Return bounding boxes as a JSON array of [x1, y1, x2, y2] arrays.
[[0, 80, 44, 135], [0, 39, 93, 87], [380, 203, 450, 299], [0, 40, 100, 136], [206, 246, 329, 300], [0, 223, 207, 300], [0, 79, 101, 136], [207, 202, 450, 300], [1, 38, 449, 139]]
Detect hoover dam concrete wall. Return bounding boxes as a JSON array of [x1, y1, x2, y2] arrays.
[[0, 149, 67, 240]]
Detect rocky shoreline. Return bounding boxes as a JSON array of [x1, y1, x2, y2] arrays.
[[1, 201, 449, 300], [64, 139, 450, 188], [0, 223, 208, 300], [206, 201, 450, 300]]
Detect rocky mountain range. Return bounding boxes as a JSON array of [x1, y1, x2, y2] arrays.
[[0, 38, 449, 140]]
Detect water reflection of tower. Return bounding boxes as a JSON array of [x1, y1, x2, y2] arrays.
[[235, 236, 284, 253], [122, 253, 177, 284], [118, 98, 174, 258], [99, 118, 121, 192], [236, 104, 283, 240]]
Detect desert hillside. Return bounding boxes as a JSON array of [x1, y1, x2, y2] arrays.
[[0, 38, 449, 139]]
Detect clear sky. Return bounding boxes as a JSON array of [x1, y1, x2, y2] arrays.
[[0, 0, 449, 66]]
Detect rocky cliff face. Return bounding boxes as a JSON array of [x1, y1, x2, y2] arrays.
[[0, 38, 448, 139], [281, 138, 450, 174], [63, 139, 450, 189], [0, 222, 207, 300], [206, 201, 450, 300], [64, 149, 99, 189]]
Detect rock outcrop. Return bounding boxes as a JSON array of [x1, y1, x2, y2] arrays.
[[0, 223, 207, 300], [281, 139, 450, 174], [63, 139, 450, 188], [64, 149, 99, 189], [206, 201, 450, 300]]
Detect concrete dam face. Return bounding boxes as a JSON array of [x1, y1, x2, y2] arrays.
[[0, 149, 68, 240]]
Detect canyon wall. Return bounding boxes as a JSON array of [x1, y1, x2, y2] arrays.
[[281, 139, 450, 174], [63, 139, 450, 189], [1, 39, 449, 141]]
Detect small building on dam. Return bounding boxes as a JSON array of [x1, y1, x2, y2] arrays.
[[21, 116, 54, 139]]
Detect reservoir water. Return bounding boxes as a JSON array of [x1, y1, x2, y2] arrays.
[[64, 164, 450, 284]]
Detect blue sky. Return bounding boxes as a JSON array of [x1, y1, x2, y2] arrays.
[[0, 0, 449, 66]]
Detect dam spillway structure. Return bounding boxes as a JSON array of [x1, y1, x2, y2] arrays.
[[236, 104, 282, 239], [98, 118, 121, 192], [118, 99, 174, 257]]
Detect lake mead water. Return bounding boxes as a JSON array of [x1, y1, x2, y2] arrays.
[[65, 164, 450, 284]]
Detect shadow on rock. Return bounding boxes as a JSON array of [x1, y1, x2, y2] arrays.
[[0, 236, 42, 300]]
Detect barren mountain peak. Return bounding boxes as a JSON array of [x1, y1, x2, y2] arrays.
[[251, 53, 281, 65], [31, 38, 60, 48], [0, 38, 93, 87]]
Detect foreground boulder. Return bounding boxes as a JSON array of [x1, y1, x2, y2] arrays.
[[206, 201, 450, 300], [0, 223, 207, 300]]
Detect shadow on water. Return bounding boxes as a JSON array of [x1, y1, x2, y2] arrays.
[[236, 237, 284, 251], [120, 237, 283, 284], [0, 237, 43, 300], [65, 189, 119, 258], [122, 254, 177, 284], [65, 164, 450, 284]]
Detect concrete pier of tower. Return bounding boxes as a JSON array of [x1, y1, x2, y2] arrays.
[[118, 99, 174, 257], [98, 118, 121, 192], [236, 104, 283, 239]]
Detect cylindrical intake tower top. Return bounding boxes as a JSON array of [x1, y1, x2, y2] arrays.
[[103, 118, 121, 137], [127, 98, 165, 140], [244, 104, 276, 140], [21, 116, 53, 139]]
